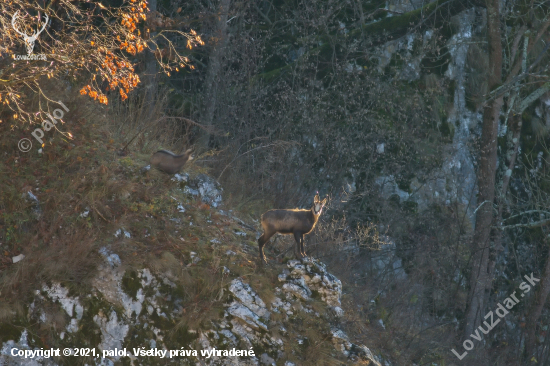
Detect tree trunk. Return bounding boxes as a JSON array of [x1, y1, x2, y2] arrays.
[[144, 0, 158, 120], [463, 0, 503, 338], [486, 113, 521, 305], [525, 238, 550, 361], [198, 0, 231, 149]]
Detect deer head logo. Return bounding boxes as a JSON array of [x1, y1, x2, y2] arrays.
[[12, 11, 49, 56]]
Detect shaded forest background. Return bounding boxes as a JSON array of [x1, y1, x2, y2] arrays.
[[1, 0, 550, 364]]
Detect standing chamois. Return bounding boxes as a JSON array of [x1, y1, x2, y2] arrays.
[[150, 149, 193, 174], [258, 193, 328, 264]]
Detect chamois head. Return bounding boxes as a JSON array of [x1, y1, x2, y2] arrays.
[[313, 192, 328, 215]]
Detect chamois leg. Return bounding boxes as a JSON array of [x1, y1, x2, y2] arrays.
[[258, 231, 275, 264], [293, 232, 304, 259], [299, 234, 307, 258]]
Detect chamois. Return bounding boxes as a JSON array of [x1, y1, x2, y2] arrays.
[[258, 193, 328, 264], [150, 149, 193, 175]]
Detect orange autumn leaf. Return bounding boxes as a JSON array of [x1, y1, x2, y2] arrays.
[[126, 45, 136, 55]]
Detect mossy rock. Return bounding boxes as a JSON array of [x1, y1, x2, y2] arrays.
[[439, 120, 455, 140], [122, 270, 141, 301], [67, 294, 108, 349], [403, 200, 418, 213], [384, 53, 406, 76], [163, 325, 198, 350], [420, 46, 451, 76], [0, 323, 23, 343], [389, 194, 401, 208], [396, 174, 413, 193]]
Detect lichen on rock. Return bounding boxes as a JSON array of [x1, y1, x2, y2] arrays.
[[282, 258, 343, 308]]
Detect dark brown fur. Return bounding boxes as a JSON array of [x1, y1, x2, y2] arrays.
[[258, 194, 327, 263], [150, 149, 193, 175]]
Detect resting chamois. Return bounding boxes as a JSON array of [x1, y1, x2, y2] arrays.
[[258, 193, 328, 264], [150, 149, 193, 175]]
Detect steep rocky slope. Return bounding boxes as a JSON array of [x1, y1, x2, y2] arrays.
[[0, 173, 381, 366]]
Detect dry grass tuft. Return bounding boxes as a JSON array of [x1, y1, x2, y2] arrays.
[[0, 81, 387, 365]]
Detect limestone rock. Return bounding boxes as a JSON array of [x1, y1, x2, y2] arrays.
[[227, 302, 268, 331], [185, 173, 223, 207], [94, 310, 129, 363], [229, 279, 270, 319], [283, 258, 342, 307], [0, 330, 56, 366], [331, 328, 381, 366]]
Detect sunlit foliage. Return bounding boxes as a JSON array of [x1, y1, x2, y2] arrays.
[[0, 0, 203, 123]]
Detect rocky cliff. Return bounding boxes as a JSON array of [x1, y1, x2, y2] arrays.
[[0, 174, 381, 366]]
